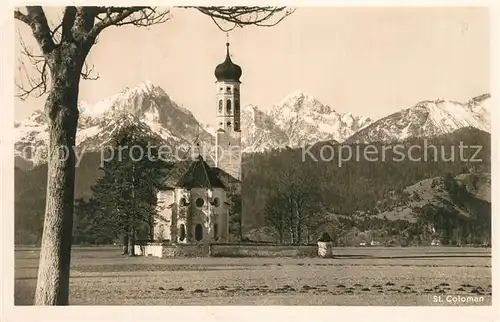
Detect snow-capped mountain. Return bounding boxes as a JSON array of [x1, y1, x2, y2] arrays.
[[345, 94, 491, 144], [15, 85, 373, 165], [241, 105, 290, 152], [241, 92, 372, 151], [15, 110, 50, 164], [15, 81, 215, 166], [16, 79, 489, 168], [269, 92, 373, 146]]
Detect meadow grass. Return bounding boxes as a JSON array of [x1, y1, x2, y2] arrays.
[[14, 246, 492, 305]]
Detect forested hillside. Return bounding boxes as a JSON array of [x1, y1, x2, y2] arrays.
[[15, 127, 491, 246], [242, 127, 491, 244]]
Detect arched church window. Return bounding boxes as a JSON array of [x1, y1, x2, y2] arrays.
[[226, 99, 232, 114], [195, 197, 205, 208], [195, 224, 203, 241], [180, 197, 188, 207], [212, 198, 220, 207], [219, 122, 223, 127], [234, 122, 240, 131], [226, 86, 231, 92], [218, 100, 223, 113], [235, 99, 240, 114], [179, 224, 186, 241], [227, 122, 231, 127]]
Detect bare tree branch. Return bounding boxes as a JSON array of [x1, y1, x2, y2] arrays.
[[15, 6, 294, 101], [84, 7, 171, 43], [50, 23, 63, 42], [14, 9, 31, 25], [15, 30, 50, 100], [14, 7, 56, 53], [61, 6, 77, 42], [188, 6, 295, 32], [81, 61, 99, 80], [71, 7, 98, 43]]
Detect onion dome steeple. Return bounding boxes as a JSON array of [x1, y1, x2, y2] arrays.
[[214, 42, 242, 83]]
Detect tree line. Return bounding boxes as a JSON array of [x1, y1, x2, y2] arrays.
[[16, 127, 491, 247], [242, 127, 491, 244]]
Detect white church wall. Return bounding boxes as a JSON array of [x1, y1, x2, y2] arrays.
[[172, 187, 230, 243], [174, 187, 189, 243], [216, 131, 242, 181], [134, 244, 164, 257], [210, 187, 228, 241], [215, 79, 242, 181], [135, 243, 318, 258], [191, 187, 214, 242], [154, 190, 174, 241]]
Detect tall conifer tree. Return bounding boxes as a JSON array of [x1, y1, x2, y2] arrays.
[[88, 123, 172, 255]]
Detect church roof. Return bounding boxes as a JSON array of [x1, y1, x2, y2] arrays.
[[211, 167, 242, 189], [161, 156, 240, 191], [175, 155, 226, 189], [214, 43, 242, 83]]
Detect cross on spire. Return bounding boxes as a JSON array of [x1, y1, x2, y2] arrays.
[[225, 32, 232, 59]]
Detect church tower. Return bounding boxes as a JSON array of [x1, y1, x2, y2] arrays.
[[214, 42, 242, 181]]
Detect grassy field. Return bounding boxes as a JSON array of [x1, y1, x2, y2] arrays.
[[15, 246, 492, 305]]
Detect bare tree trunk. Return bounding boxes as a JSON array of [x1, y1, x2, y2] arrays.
[[239, 213, 243, 241], [128, 228, 136, 256], [148, 216, 154, 241], [122, 231, 129, 255], [34, 48, 82, 305], [129, 162, 136, 256], [279, 220, 284, 244], [289, 216, 294, 245], [296, 211, 302, 245]]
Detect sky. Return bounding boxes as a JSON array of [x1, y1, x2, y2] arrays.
[[14, 7, 490, 127]]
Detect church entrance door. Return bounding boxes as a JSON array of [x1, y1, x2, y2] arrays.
[[195, 224, 203, 241]]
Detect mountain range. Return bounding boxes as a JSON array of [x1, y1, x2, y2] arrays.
[[14, 81, 491, 169], [14, 81, 490, 169], [346, 94, 491, 143], [15, 81, 214, 168], [14, 81, 492, 244], [241, 92, 373, 152]]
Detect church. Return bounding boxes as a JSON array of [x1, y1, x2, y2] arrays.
[[152, 42, 243, 245]]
